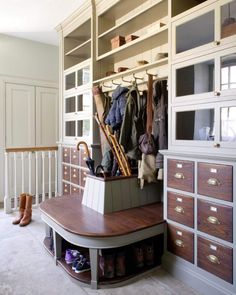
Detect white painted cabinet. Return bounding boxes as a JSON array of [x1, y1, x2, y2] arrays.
[[6, 83, 58, 148]]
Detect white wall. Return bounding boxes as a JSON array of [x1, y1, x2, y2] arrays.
[[0, 34, 59, 203]]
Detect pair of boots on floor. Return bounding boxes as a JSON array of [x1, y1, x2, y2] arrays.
[[12, 193, 32, 226]]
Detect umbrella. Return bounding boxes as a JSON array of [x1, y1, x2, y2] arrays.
[[77, 141, 95, 175]]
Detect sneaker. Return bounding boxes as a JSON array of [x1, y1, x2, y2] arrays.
[[65, 249, 81, 264], [72, 254, 84, 270], [75, 257, 91, 273]]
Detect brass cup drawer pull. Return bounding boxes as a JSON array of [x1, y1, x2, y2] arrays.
[[175, 239, 184, 248], [207, 216, 220, 225], [174, 172, 185, 179], [207, 178, 220, 186], [207, 254, 220, 265], [174, 205, 184, 214]]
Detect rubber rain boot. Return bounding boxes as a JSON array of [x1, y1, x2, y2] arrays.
[[19, 194, 32, 226], [12, 193, 26, 225]]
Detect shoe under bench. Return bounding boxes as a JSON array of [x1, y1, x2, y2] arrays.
[[40, 194, 165, 289]]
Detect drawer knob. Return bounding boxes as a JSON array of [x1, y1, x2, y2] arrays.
[[207, 216, 220, 225], [73, 155, 77, 159], [64, 172, 68, 175], [64, 189, 68, 193], [73, 174, 77, 178], [175, 239, 184, 248], [64, 153, 67, 157], [207, 254, 220, 265], [174, 172, 185, 179], [174, 206, 184, 214], [207, 178, 220, 186]]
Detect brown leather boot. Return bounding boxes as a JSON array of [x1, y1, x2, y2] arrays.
[[12, 193, 26, 225], [20, 194, 33, 226]]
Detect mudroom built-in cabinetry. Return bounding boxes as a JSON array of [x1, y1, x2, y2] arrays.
[[45, 0, 236, 293]]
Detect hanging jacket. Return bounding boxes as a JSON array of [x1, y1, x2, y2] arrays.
[[105, 86, 129, 130], [119, 84, 145, 160], [152, 80, 168, 170]]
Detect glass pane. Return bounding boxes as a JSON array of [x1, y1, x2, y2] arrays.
[[77, 66, 90, 86], [65, 72, 75, 90], [77, 120, 90, 137], [221, 53, 236, 90], [176, 60, 214, 97], [221, 107, 236, 141], [221, 0, 236, 39], [176, 11, 214, 54], [65, 96, 75, 113], [77, 93, 91, 112], [65, 121, 75, 136], [176, 109, 215, 141]]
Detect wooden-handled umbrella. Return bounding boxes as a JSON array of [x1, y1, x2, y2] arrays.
[[77, 141, 95, 175]]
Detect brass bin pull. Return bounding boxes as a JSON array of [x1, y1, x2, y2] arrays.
[[174, 206, 184, 214], [207, 178, 220, 186], [175, 239, 184, 248], [207, 216, 220, 225], [207, 254, 220, 265], [174, 172, 185, 179]]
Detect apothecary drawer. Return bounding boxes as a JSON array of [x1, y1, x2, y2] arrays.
[[71, 185, 81, 195], [63, 182, 70, 195], [197, 162, 233, 202], [167, 159, 194, 193], [71, 147, 80, 165], [80, 149, 90, 168], [71, 167, 79, 184], [197, 236, 233, 284], [80, 169, 88, 187], [62, 147, 70, 163], [63, 165, 70, 181], [167, 191, 194, 228], [197, 199, 233, 242], [167, 224, 194, 263]]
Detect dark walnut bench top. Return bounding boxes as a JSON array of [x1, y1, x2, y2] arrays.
[[40, 195, 164, 238]]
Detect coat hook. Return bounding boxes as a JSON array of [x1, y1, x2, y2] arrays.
[[122, 76, 132, 84], [133, 73, 143, 80], [102, 82, 112, 89], [146, 69, 157, 77], [112, 80, 121, 86]]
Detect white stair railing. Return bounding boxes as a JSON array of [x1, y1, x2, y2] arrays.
[[4, 146, 58, 214]]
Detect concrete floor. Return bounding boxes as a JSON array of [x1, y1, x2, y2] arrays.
[[0, 208, 201, 295]]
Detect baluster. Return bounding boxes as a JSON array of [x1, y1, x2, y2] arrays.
[[42, 151, 45, 202], [14, 152, 17, 210], [4, 151, 11, 213], [48, 151, 52, 199], [55, 150, 58, 197], [21, 152, 24, 194], [35, 151, 39, 206]]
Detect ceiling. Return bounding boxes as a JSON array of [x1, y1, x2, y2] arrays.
[[0, 0, 86, 46]]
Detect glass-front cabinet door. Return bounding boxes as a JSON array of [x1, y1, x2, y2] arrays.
[[172, 101, 236, 151], [172, 47, 236, 102], [64, 90, 92, 143], [64, 63, 91, 92], [172, 0, 236, 60]]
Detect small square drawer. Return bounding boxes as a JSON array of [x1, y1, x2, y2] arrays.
[[71, 167, 79, 184], [71, 185, 81, 195], [167, 159, 194, 193], [80, 149, 90, 168], [80, 169, 88, 187], [197, 163, 233, 202], [63, 182, 70, 195], [71, 147, 80, 165], [62, 147, 70, 163], [167, 224, 194, 263], [197, 236, 233, 284], [63, 165, 70, 181], [167, 191, 194, 228], [197, 199, 233, 242]]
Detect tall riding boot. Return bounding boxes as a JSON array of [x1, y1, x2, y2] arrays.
[[20, 194, 32, 226], [12, 193, 26, 225]]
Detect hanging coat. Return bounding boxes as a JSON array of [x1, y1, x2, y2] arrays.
[[152, 80, 168, 174]]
